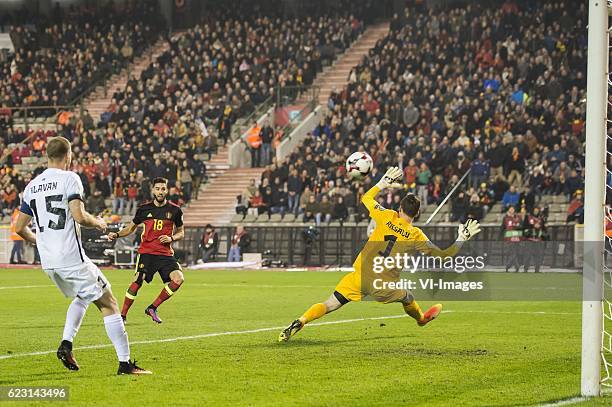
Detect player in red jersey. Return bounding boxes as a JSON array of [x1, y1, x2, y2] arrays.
[[108, 177, 185, 324]]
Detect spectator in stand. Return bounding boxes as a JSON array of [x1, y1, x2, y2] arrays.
[[168, 186, 184, 207], [200, 224, 219, 263], [416, 162, 432, 207], [403, 159, 418, 187], [466, 193, 484, 221], [567, 190, 584, 224], [235, 194, 248, 216], [112, 176, 125, 215], [86, 190, 106, 215], [502, 185, 520, 212], [286, 169, 302, 214], [190, 154, 206, 200], [260, 119, 274, 167], [470, 152, 490, 189], [318, 195, 333, 225], [304, 194, 319, 224], [332, 196, 349, 223], [451, 191, 469, 223], [248, 190, 266, 215], [125, 174, 139, 215], [180, 161, 193, 203], [247, 121, 262, 168]]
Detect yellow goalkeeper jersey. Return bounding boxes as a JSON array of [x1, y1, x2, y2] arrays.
[[355, 185, 458, 269]]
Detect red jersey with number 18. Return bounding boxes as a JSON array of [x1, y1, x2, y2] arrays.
[[133, 201, 183, 256]]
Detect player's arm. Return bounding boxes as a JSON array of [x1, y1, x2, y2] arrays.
[[69, 199, 107, 231], [15, 214, 36, 244], [107, 221, 138, 241], [418, 219, 481, 257], [361, 167, 404, 220], [66, 173, 106, 231], [160, 225, 185, 244]]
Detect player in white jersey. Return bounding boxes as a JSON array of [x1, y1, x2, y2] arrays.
[[15, 136, 151, 375]]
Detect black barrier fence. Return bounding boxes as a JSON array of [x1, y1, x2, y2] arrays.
[[178, 224, 577, 268]]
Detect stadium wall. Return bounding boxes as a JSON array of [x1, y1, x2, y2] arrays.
[[276, 106, 323, 162], [229, 106, 275, 168]]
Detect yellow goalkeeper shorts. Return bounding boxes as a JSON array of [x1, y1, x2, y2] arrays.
[[334, 268, 408, 304]]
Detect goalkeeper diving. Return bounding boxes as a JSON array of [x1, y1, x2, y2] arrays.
[[279, 167, 481, 342]]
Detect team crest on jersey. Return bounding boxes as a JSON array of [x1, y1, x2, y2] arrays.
[[374, 204, 384, 211], [166, 212, 172, 219]]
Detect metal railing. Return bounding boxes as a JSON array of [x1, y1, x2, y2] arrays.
[[177, 224, 576, 267], [275, 85, 320, 139]]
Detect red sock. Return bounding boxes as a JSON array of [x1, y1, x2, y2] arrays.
[[151, 281, 182, 309], [121, 282, 141, 317]]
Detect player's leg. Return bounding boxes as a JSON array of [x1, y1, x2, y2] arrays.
[[145, 260, 184, 324], [278, 291, 347, 342], [400, 291, 442, 327], [42, 267, 87, 371], [93, 288, 151, 375], [121, 269, 145, 322]]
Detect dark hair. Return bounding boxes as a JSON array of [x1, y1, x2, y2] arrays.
[[400, 193, 420, 218], [205, 223, 213, 229], [46, 136, 71, 161], [152, 177, 168, 186]]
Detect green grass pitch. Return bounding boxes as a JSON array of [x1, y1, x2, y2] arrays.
[[0, 267, 610, 406]]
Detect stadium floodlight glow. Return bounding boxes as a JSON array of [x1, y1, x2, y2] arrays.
[[581, 0, 608, 397]]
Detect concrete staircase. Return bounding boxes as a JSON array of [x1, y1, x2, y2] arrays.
[[184, 149, 261, 227], [83, 37, 170, 120], [184, 23, 390, 227], [316, 22, 389, 105]]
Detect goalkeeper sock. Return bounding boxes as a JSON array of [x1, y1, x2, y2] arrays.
[[299, 303, 327, 325], [62, 298, 88, 342], [121, 282, 141, 317], [403, 300, 424, 322], [151, 281, 182, 309], [104, 314, 130, 362]]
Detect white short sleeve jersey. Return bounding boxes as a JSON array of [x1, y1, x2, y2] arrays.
[[20, 168, 89, 269]]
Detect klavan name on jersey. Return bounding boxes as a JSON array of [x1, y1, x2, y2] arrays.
[[31, 181, 59, 194]]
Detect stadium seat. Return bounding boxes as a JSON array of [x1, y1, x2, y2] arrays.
[[270, 213, 282, 222], [230, 213, 244, 223], [553, 195, 567, 204], [256, 214, 270, 222], [283, 213, 296, 222], [243, 214, 256, 223]]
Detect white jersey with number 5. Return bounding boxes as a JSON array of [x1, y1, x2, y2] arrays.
[[20, 168, 89, 269]]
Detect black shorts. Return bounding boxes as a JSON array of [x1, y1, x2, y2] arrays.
[[135, 253, 181, 284]]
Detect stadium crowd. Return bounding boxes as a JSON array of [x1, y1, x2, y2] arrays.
[[241, 0, 587, 227], [1, 1, 164, 115], [0, 2, 365, 219]]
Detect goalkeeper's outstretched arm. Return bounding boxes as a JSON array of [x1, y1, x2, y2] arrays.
[[361, 167, 404, 218], [420, 219, 481, 258]]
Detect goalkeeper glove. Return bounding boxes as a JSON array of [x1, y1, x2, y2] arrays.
[[457, 219, 481, 242], [376, 166, 404, 189]]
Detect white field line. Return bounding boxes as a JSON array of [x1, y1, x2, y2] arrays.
[[535, 396, 588, 406], [0, 285, 54, 290], [0, 309, 580, 361]]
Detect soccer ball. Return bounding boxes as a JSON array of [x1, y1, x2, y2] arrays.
[[346, 151, 373, 180]]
